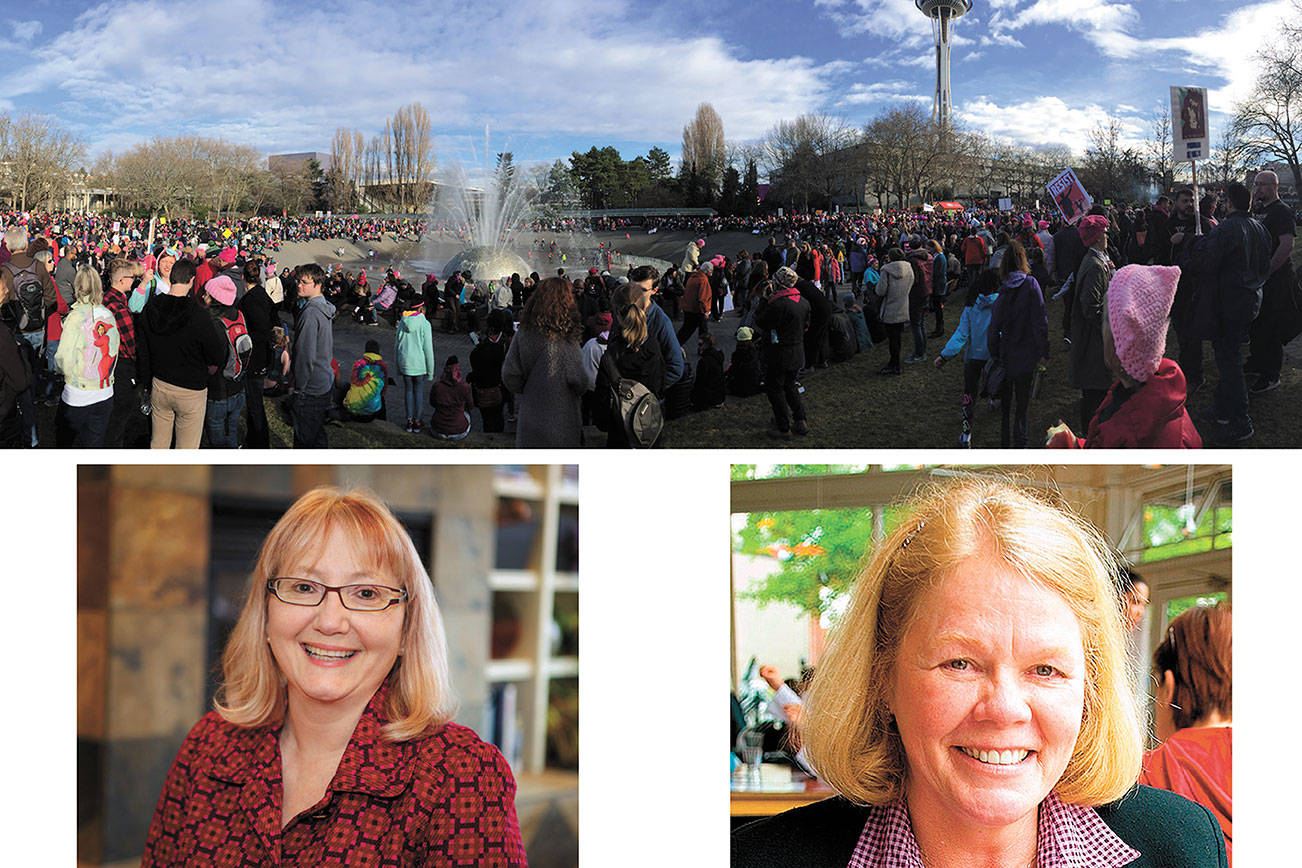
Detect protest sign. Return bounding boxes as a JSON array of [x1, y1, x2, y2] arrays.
[[1170, 86, 1209, 162], [1046, 169, 1093, 225]]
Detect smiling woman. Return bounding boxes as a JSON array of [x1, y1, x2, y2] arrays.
[[141, 487, 526, 867], [731, 478, 1229, 868]]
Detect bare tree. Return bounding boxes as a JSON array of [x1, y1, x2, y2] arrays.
[[1232, 39, 1302, 190], [380, 104, 437, 213], [763, 114, 855, 212], [110, 137, 200, 217], [862, 105, 944, 209], [681, 103, 727, 198], [1144, 101, 1175, 193], [3, 112, 86, 210], [1205, 126, 1252, 187], [328, 127, 362, 212]]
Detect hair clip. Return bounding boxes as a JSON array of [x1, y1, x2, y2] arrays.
[[900, 518, 927, 549]]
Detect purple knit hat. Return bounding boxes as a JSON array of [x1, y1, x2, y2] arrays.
[[1107, 264, 1181, 382]]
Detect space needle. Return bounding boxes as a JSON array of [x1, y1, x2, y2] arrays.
[[916, 0, 972, 133]]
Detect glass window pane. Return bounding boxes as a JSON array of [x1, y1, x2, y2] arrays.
[[495, 497, 541, 569], [1164, 592, 1229, 623]]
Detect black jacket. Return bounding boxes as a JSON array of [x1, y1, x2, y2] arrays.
[[732, 786, 1226, 868], [690, 346, 725, 410], [138, 293, 227, 391], [726, 341, 764, 397], [755, 289, 811, 372], [595, 336, 664, 446], [1189, 211, 1272, 340], [239, 283, 275, 375]]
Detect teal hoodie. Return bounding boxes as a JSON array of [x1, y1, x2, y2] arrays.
[[394, 309, 436, 376]]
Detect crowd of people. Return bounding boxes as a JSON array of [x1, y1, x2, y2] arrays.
[[1, 173, 1294, 447]]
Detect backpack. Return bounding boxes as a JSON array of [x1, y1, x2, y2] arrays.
[[3, 260, 44, 332], [598, 348, 663, 448], [219, 310, 253, 381]]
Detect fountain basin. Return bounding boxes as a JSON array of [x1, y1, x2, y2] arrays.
[[442, 247, 533, 281]]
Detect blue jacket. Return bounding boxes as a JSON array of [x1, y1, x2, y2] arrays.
[[646, 301, 685, 388], [940, 292, 998, 363]]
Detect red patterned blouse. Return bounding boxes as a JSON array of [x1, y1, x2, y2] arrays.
[[142, 685, 527, 867]]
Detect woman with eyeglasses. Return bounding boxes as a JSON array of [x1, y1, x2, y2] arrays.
[[143, 488, 526, 866], [1140, 602, 1232, 863]]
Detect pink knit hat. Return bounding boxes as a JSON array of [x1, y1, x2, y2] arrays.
[[694, 238, 705, 247], [204, 274, 237, 306], [1078, 215, 1108, 247], [1107, 264, 1181, 383]]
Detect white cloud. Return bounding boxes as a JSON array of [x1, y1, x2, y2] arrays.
[[841, 80, 930, 106], [11, 19, 42, 42], [813, 0, 939, 49], [958, 95, 1146, 148], [5, 0, 844, 159], [978, 32, 1024, 48]]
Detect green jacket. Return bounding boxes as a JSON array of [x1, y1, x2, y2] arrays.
[[731, 785, 1226, 867]]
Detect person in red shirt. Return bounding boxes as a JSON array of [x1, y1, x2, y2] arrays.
[[677, 260, 713, 345], [143, 488, 525, 866], [958, 229, 988, 289], [1139, 602, 1232, 863]]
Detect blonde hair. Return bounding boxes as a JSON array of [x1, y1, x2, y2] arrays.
[[215, 487, 457, 740], [108, 257, 141, 287], [73, 266, 103, 307], [801, 477, 1142, 807], [612, 283, 649, 349]]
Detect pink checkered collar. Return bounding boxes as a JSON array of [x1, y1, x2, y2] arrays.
[[846, 793, 1140, 868]]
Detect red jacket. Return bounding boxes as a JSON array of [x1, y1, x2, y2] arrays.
[[1140, 726, 1232, 864], [143, 683, 525, 866], [960, 235, 988, 266], [1049, 358, 1202, 449], [683, 270, 712, 315]]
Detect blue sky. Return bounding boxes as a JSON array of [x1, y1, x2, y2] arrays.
[[0, 0, 1284, 172]]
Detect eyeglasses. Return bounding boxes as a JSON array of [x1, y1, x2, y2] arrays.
[[267, 578, 407, 611]]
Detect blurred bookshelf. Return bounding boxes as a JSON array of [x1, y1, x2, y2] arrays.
[[488, 466, 580, 777]]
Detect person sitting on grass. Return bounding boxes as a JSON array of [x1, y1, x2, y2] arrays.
[[690, 332, 726, 411], [343, 339, 386, 423], [1048, 264, 1201, 448], [725, 326, 764, 397], [429, 354, 474, 440]]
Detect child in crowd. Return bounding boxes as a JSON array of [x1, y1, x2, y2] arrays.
[[265, 326, 291, 395], [933, 268, 999, 448], [726, 326, 764, 397], [343, 339, 386, 422], [1047, 264, 1201, 448]]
